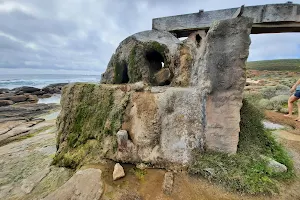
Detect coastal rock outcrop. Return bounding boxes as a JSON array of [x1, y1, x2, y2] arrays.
[[0, 83, 67, 107], [54, 17, 253, 169], [0, 102, 59, 145], [0, 88, 9, 94], [42, 83, 68, 94], [13, 86, 41, 94]]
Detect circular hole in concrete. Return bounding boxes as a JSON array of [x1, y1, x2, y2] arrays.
[[196, 34, 202, 46]]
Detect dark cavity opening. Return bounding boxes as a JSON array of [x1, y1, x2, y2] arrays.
[[196, 34, 202, 46], [121, 64, 129, 83], [145, 50, 170, 86], [115, 61, 129, 84], [146, 50, 165, 72]]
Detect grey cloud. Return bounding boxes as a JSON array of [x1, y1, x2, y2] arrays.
[[0, 0, 299, 75]]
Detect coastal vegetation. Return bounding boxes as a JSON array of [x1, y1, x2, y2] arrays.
[[247, 59, 300, 71]]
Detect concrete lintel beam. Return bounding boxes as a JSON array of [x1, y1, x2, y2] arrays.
[[152, 3, 300, 37]]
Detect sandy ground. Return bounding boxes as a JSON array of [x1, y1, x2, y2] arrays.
[[265, 110, 300, 134]]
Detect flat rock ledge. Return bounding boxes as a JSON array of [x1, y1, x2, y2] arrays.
[[43, 168, 103, 200]]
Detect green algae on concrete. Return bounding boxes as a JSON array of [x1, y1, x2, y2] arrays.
[[54, 83, 130, 169], [128, 45, 142, 83]]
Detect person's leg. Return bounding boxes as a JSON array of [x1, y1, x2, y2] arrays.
[[296, 100, 300, 121], [284, 95, 299, 117]]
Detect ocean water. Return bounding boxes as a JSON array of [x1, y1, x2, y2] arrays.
[[0, 74, 100, 89]]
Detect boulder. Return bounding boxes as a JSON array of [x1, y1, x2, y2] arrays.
[[0, 97, 8, 100], [43, 83, 68, 94], [27, 95, 38, 103], [43, 168, 103, 200], [268, 160, 288, 173], [13, 86, 41, 94], [0, 100, 14, 107], [154, 68, 171, 86], [0, 88, 9, 94], [0, 93, 12, 100], [32, 90, 46, 96], [261, 155, 288, 173], [117, 130, 129, 151], [8, 95, 28, 103], [162, 172, 174, 195], [44, 83, 68, 88], [113, 163, 125, 181]]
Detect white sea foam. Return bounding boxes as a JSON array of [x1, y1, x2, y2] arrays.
[[0, 74, 100, 89], [38, 94, 61, 104]]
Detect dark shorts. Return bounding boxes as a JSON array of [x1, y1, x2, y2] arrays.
[[294, 90, 300, 98]]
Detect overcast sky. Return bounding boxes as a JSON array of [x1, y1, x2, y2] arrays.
[[0, 0, 299, 75]]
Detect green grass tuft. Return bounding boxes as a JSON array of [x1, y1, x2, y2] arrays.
[[130, 168, 147, 181], [53, 140, 101, 169]]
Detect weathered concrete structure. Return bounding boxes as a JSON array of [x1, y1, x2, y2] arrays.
[[54, 3, 297, 169], [153, 3, 300, 37]]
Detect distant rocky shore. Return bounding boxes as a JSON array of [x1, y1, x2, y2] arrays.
[[0, 83, 65, 145], [0, 83, 67, 107]]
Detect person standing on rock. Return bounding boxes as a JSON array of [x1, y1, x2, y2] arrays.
[[284, 79, 300, 120]]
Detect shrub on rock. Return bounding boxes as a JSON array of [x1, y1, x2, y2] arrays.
[[260, 85, 290, 99], [270, 95, 289, 111], [258, 99, 272, 110]]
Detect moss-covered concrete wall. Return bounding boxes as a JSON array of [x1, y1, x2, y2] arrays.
[[53, 83, 130, 168]]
